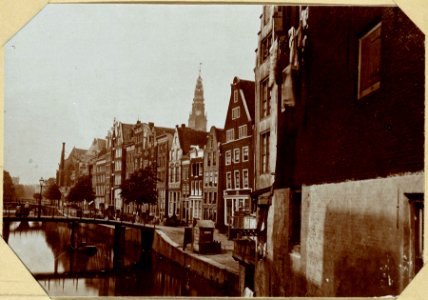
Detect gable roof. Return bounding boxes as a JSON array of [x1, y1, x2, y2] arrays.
[[238, 78, 255, 121], [121, 123, 134, 143], [155, 126, 175, 136], [223, 77, 255, 129], [177, 125, 208, 155]]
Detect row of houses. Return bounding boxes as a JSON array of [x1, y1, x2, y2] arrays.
[[56, 71, 258, 229], [55, 5, 424, 297]]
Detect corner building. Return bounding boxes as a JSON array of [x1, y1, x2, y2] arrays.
[[250, 6, 424, 297]]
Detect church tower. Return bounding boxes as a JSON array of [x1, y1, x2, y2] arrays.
[[188, 65, 207, 132]]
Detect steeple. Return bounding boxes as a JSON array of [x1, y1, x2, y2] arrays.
[[188, 64, 207, 131]]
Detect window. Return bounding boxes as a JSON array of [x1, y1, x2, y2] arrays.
[[226, 172, 232, 190], [243, 146, 249, 161], [261, 132, 270, 173], [214, 171, 218, 186], [205, 172, 209, 186], [232, 107, 240, 120], [234, 89, 239, 103], [260, 33, 272, 62], [234, 148, 240, 163], [238, 125, 247, 138], [261, 78, 271, 118], [175, 166, 180, 182], [358, 22, 381, 99], [243, 169, 249, 189], [225, 150, 232, 165], [213, 153, 216, 166], [234, 170, 240, 189], [226, 129, 235, 142]]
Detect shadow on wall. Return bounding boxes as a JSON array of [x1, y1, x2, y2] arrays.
[[308, 208, 405, 297]]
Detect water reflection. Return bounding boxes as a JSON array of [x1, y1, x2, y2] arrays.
[[7, 221, 235, 297]]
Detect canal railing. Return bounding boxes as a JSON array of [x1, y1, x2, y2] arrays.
[[3, 213, 156, 269]]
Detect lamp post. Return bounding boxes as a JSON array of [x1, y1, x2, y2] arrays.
[[38, 177, 45, 218]]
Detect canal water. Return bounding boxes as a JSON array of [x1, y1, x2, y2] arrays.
[[6, 221, 232, 297]]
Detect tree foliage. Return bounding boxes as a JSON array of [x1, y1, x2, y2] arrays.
[[120, 167, 158, 205], [3, 170, 15, 202], [66, 175, 94, 203], [44, 181, 62, 201]]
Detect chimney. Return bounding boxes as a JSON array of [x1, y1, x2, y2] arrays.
[[181, 124, 186, 128], [59, 142, 65, 187]]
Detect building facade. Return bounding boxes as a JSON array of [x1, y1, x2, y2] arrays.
[[203, 126, 224, 224], [221, 76, 255, 229], [187, 145, 204, 223], [109, 120, 133, 211], [168, 124, 207, 220], [248, 5, 425, 297], [155, 130, 174, 220]]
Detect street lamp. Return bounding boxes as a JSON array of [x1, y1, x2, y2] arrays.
[[38, 177, 45, 218]]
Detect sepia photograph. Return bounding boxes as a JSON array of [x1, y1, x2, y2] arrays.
[[1, 1, 426, 299]]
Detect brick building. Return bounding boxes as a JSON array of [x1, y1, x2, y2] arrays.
[[247, 5, 424, 297], [155, 130, 174, 220], [203, 126, 224, 224], [108, 120, 134, 211], [168, 124, 207, 220], [221, 76, 255, 230]]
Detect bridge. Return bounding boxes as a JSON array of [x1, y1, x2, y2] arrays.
[[3, 215, 157, 230], [3, 212, 156, 270]]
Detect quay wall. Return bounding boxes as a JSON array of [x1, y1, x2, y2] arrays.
[[152, 229, 239, 294]]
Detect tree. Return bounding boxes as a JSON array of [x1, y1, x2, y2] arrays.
[[3, 170, 15, 202], [44, 181, 62, 203], [120, 167, 158, 206], [15, 184, 25, 199], [66, 175, 94, 204]]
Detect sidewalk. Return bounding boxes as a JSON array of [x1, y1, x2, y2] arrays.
[[155, 225, 239, 275]]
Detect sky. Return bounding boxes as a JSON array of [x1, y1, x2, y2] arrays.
[[4, 4, 262, 185]]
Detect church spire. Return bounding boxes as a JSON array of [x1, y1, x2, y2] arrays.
[[188, 65, 207, 131]]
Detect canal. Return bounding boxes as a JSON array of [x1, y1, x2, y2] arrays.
[[6, 221, 233, 297]]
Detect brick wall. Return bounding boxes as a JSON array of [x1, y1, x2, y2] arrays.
[[276, 7, 424, 186]]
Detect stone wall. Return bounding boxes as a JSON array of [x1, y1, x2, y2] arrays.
[[301, 172, 424, 296], [152, 230, 239, 294]]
